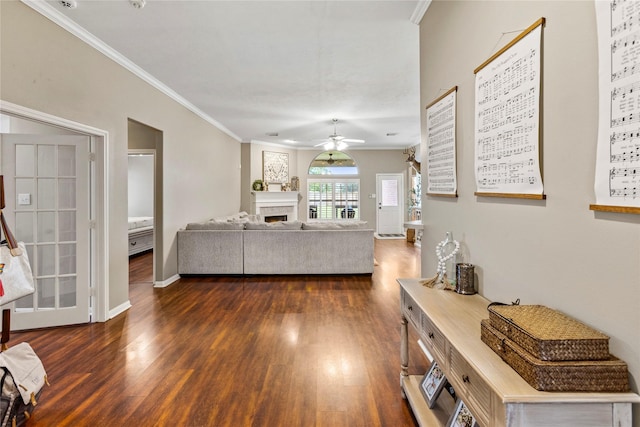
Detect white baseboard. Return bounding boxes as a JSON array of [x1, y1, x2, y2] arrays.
[[154, 274, 180, 288], [109, 300, 132, 320]]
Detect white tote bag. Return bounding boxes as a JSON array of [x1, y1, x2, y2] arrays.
[[0, 342, 47, 406], [0, 242, 35, 307]]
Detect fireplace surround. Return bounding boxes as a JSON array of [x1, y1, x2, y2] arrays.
[[250, 191, 299, 221]]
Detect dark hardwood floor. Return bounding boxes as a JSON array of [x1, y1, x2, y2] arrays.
[[10, 239, 427, 426]]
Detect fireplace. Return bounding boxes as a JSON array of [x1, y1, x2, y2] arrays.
[[250, 191, 299, 222], [265, 215, 287, 223]]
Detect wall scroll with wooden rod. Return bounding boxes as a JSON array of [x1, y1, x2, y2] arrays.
[[473, 17, 546, 200], [591, 2, 640, 215], [425, 86, 458, 197]]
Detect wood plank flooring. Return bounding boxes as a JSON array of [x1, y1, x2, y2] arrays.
[[9, 239, 427, 426]]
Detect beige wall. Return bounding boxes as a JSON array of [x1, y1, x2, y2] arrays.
[[1, 2, 241, 310], [241, 143, 410, 226], [420, 0, 640, 414]]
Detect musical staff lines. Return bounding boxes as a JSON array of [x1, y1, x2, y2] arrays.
[[474, 22, 543, 195], [426, 88, 457, 195], [598, 0, 640, 205]]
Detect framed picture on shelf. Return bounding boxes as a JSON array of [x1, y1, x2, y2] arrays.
[[446, 399, 479, 427], [419, 362, 447, 408]]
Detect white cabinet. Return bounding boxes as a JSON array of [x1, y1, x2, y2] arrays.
[[128, 228, 153, 256], [398, 278, 640, 427]]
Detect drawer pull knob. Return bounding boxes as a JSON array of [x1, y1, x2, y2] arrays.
[[131, 242, 137, 246], [408, 306, 413, 311], [428, 332, 435, 339], [462, 375, 470, 383]]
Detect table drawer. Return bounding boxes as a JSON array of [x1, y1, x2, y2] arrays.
[[401, 290, 421, 329], [450, 346, 491, 427], [420, 314, 447, 366]]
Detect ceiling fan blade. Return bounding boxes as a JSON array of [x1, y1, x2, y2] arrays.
[[313, 141, 329, 147], [342, 139, 365, 143]]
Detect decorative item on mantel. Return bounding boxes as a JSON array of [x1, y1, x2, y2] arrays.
[[290, 176, 299, 191], [420, 231, 459, 290], [252, 179, 264, 191]]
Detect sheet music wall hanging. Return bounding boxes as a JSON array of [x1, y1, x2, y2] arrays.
[[426, 86, 458, 197], [474, 18, 546, 200], [592, 0, 640, 214]]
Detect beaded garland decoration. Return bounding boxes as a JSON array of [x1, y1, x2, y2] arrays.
[[436, 238, 460, 279], [420, 232, 460, 289]]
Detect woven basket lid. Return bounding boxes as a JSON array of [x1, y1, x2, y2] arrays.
[[488, 305, 609, 341]]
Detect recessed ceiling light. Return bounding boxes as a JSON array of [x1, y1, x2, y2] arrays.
[[59, 0, 77, 9]]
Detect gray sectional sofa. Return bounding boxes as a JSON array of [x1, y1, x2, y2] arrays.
[[177, 218, 374, 275]]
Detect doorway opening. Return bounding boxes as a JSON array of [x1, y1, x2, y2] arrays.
[[127, 150, 155, 285], [127, 119, 163, 286]]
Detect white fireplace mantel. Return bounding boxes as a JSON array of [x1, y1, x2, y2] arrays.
[[250, 191, 299, 221]]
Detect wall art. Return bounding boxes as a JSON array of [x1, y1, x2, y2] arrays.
[[263, 151, 289, 184]]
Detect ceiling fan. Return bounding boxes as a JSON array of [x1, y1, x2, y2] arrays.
[[313, 118, 365, 150]]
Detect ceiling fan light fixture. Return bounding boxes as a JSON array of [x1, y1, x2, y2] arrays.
[[336, 141, 348, 151], [324, 141, 335, 151]]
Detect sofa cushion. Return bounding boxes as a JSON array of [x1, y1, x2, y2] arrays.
[[186, 221, 245, 230], [245, 220, 303, 230], [302, 220, 369, 230]]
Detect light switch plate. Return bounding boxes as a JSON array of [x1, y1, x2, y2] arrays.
[[18, 193, 31, 205]]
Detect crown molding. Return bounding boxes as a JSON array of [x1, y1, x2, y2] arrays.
[[20, 0, 242, 142], [410, 0, 431, 25]]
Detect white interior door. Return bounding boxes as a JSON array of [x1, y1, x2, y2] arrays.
[[2, 134, 90, 329], [376, 173, 404, 235]]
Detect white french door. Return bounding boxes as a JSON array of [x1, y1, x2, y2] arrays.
[[2, 134, 91, 329], [376, 173, 404, 235]]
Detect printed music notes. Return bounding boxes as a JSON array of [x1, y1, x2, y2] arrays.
[[426, 87, 458, 196], [474, 19, 544, 197], [595, 0, 640, 207]]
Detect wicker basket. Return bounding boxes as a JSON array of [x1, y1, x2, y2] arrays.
[[487, 304, 610, 361], [481, 319, 629, 392]]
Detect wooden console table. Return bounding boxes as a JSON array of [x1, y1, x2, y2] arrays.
[[398, 278, 640, 427]]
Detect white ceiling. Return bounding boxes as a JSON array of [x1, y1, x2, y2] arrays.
[[31, 0, 426, 149]]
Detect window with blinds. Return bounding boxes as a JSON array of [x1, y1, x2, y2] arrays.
[[307, 179, 360, 220]]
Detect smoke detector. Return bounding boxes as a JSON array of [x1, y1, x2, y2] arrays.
[[59, 0, 77, 8], [129, 0, 146, 9]]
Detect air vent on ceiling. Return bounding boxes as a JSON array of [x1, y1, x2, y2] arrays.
[[59, 0, 77, 9], [129, 0, 146, 9], [266, 132, 279, 137]]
